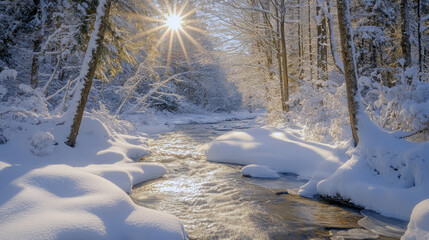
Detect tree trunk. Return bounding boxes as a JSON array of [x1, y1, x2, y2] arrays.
[[336, 0, 360, 147], [316, 0, 328, 80], [308, 0, 313, 79], [280, 0, 289, 112], [260, 0, 275, 109], [30, 39, 41, 89], [417, 0, 423, 76], [400, 0, 411, 69], [275, 2, 286, 111], [30, 0, 42, 89], [324, 0, 344, 74], [65, 0, 112, 147], [298, 0, 303, 71]]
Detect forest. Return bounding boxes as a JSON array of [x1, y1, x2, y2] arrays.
[[0, 0, 428, 239]]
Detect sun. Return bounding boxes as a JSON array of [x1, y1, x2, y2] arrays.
[[166, 14, 183, 31], [131, 1, 205, 68]]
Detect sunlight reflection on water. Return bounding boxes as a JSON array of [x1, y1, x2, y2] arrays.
[[131, 119, 405, 240]]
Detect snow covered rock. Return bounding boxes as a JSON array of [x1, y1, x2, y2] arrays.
[[241, 164, 280, 179], [402, 199, 429, 240], [205, 127, 346, 195], [28, 131, 56, 157]]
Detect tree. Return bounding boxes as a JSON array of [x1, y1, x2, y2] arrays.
[[65, 0, 112, 147], [30, 0, 43, 89], [400, 0, 412, 69], [316, 0, 328, 80], [308, 0, 313, 79], [279, 0, 290, 111], [336, 0, 360, 146]]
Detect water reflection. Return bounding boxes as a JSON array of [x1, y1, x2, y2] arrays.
[[131, 119, 406, 239]]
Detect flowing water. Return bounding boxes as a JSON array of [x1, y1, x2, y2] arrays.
[[131, 119, 407, 240]]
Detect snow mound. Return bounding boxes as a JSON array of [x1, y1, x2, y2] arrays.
[[0, 165, 185, 240], [205, 127, 346, 195], [317, 114, 429, 220], [402, 199, 429, 240], [241, 164, 280, 179], [28, 131, 56, 157], [0, 114, 186, 239]]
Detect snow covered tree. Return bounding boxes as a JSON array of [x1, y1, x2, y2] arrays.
[[336, 0, 360, 146], [65, 0, 112, 147]]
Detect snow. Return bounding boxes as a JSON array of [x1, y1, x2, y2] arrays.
[[0, 114, 187, 239], [126, 110, 259, 135], [241, 164, 280, 179], [403, 199, 429, 240], [28, 131, 55, 156], [0, 68, 17, 80], [205, 113, 429, 238], [205, 127, 347, 196], [317, 110, 429, 221]]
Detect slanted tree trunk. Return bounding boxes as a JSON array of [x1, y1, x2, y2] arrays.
[[65, 0, 112, 147], [336, 0, 360, 147], [400, 0, 411, 69]]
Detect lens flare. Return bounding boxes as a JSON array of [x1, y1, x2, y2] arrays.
[[166, 15, 183, 31]]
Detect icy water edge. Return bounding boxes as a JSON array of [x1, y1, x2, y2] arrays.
[[131, 119, 407, 240]]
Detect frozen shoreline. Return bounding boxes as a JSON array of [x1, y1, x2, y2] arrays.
[[204, 125, 429, 239]]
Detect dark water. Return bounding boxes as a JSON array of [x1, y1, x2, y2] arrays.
[[131, 119, 407, 240]]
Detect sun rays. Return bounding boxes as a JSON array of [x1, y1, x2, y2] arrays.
[[166, 14, 183, 31], [131, 1, 205, 68]]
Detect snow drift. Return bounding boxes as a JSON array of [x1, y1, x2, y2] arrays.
[[204, 121, 429, 238], [0, 115, 186, 240], [205, 127, 347, 196]]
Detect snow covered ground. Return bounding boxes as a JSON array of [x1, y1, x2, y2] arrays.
[[0, 113, 187, 240], [204, 123, 429, 239], [124, 110, 260, 135]]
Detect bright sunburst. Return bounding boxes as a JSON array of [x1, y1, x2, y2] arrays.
[[166, 14, 183, 31], [131, 1, 205, 68]]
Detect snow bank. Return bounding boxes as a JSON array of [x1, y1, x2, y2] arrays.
[[126, 110, 259, 135], [205, 127, 347, 196], [317, 114, 429, 221], [402, 199, 429, 240], [0, 115, 186, 239], [205, 117, 429, 225], [241, 164, 280, 179]]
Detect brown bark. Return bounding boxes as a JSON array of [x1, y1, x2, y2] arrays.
[[298, 0, 303, 70], [308, 0, 313, 79], [65, 0, 112, 147], [400, 0, 411, 69], [275, 2, 286, 111], [30, 38, 41, 89], [325, 0, 344, 74], [336, 0, 360, 147], [280, 0, 289, 112], [316, 1, 328, 80]]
